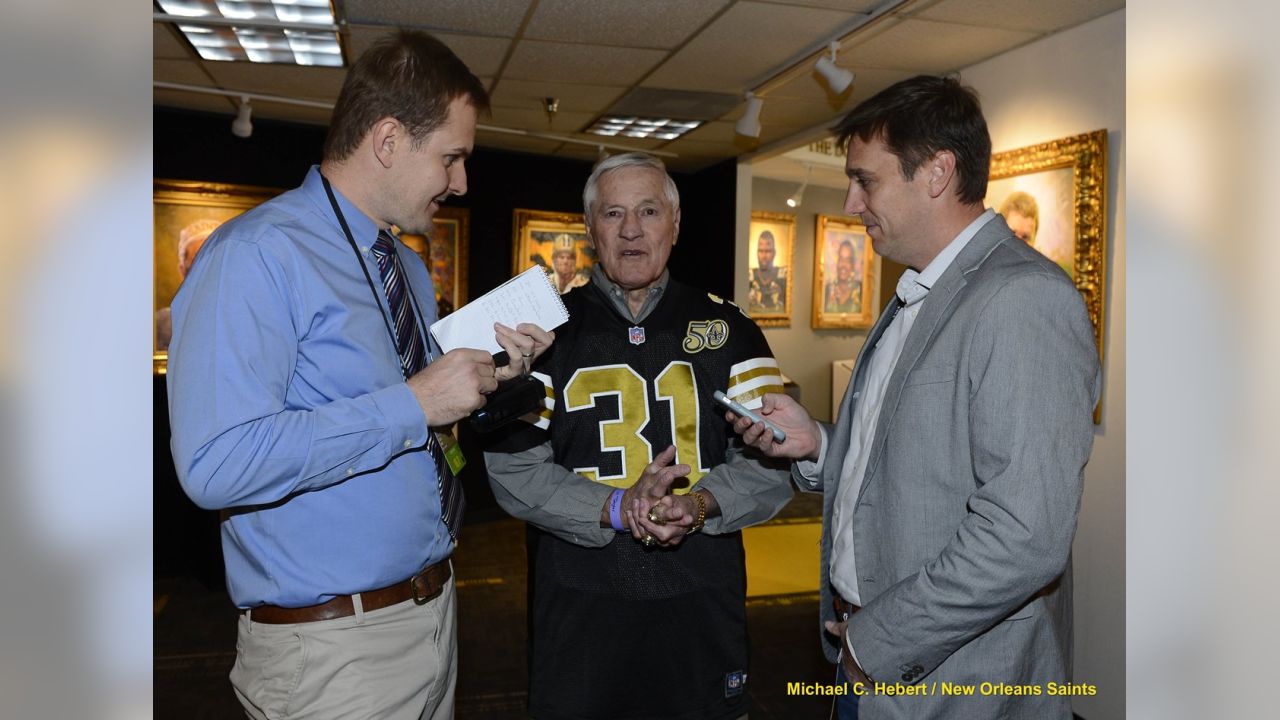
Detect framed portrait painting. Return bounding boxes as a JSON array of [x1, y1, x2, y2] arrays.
[[512, 208, 593, 295], [399, 206, 470, 318], [986, 129, 1108, 421], [811, 215, 879, 329], [153, 179, 280, 374], [746, 211, 795, 327]]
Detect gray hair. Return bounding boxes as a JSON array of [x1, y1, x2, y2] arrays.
[[582, 152, 680, 222]]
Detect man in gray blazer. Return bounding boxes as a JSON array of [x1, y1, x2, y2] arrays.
[[732, 75, 1100, 719]]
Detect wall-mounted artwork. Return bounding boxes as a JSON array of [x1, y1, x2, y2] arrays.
[[812, 215, 879, 329], [746, 211, 795, 327], [987, 129, 1108, 421], [399, 206, 470, 318], [512, 208, 593, 294], [153, 179, 280, 374]]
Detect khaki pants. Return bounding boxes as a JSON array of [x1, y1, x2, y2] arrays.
[[231, 575, 457, 720]]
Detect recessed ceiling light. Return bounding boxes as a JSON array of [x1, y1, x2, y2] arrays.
[[160, 0, 343, 67], [584, 115, 702, 140]]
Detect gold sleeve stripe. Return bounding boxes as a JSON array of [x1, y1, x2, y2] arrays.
[[727, 371, 784, 399], [519, 408, 552, 428], [729, 384, 786, 408], [729, 365, 781, 388]]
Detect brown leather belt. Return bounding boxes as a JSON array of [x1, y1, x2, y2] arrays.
[[833, 595, 861, 621], [244, 559, 452, 625]]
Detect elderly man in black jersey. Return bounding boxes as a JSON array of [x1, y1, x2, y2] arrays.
[[485, 152, 793, 720]]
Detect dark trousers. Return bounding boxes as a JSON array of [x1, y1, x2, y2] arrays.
[[833, 663, 861, 720]]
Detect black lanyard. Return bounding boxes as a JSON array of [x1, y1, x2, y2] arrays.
[[320, 172, 433, 377]]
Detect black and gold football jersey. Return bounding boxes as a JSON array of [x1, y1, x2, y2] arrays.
[[517, 278, 783, 720]]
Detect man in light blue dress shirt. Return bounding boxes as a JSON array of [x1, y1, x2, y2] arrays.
[[168, 31, 552, 720]]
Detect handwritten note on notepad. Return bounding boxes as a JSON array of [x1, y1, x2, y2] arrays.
[[429, 266, 570, 354]]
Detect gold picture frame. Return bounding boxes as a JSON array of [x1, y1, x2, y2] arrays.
[[153, 179, 281, 374], [511, 208, 594, 294], [812, 215, 879, 329], [747, 211, 795, 327], [987, 129, 1108, 421], [399, 206, 470, 318]]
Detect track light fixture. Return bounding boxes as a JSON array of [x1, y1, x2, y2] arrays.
[[231, 97, 253, 138], [814, 41, 854, 94], [735, 92, 763, 138], [786, 164, 812, 208]]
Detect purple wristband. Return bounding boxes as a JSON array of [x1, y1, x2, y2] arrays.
[[609, 489, 625, 532]]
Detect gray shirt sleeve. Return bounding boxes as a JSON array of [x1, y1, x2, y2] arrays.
[[484, 439, 617, 548], [693, 440, 793, 534], [485, 434, 792, 542]]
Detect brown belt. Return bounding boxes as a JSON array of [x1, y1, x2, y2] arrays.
[[244, 559, 452, 625], [833, 595, 861, 621]]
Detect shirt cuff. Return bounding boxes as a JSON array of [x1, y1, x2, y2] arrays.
[[794, 425, 828, 488], [845, 627, 868, 681], [370, 383, 430, 448]]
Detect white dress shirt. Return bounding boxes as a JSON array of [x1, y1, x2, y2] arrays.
[[799, 209, 996, 606]]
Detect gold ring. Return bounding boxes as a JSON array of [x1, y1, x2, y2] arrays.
[[521, 352, 534, 358], [642, 534, 656, 547], [647, 507, 665, 525]]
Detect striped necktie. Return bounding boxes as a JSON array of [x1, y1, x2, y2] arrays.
[[371, 230, 465, 540]]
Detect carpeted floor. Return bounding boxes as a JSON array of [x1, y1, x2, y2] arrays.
[[155, 495, 835, 719]]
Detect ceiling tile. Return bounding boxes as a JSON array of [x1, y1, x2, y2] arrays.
[[524, 0, 729, 50], [757, 123, 812, 145], [504, 40, 668, 85], [485, 107, 597, 134], [676, 121, 738, 144], [346, 26, 511, 77], [911, 0, 1125, 34], [553, 143, 611, 165], [202, 63, 348, 102], [252, 102, 334, 127], [661, 137, 740, 158], [759, 98, 844, 129], [488, 79, 627, 113], [154, 59, 211, 87], [562, 132, 668, 151], [346, 0, 533, 37], [155, 23, 193, 60], [846, 18, 1038, 73], [474, 132, 566, 156], [154, 88, 237, 115], [760, 0, 880, 10], [643, 1, 863, 92], [768, 65, 914, 111]]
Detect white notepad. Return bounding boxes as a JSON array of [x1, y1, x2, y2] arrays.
[[429, 265, 570, 355]]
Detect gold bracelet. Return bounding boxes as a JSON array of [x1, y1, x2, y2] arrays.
[[688, 491, 707, 535]]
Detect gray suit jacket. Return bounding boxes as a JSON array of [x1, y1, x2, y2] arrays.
[[803, 216, 1100, 719]]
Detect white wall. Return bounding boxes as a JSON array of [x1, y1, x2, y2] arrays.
[[738, 8, 1127, 719], [735, 177, 870, 422], [964, 10, 1125, 720]]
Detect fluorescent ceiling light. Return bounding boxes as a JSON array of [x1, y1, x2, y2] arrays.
[[584, 115, 703, 140], [159, 0, 342, 66]]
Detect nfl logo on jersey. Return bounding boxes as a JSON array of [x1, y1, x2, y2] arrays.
[[725, 670, 747, 698], [628, 326, 646, 345]]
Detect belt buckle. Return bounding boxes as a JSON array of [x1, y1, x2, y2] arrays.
[[411, 571, 443, 605]]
